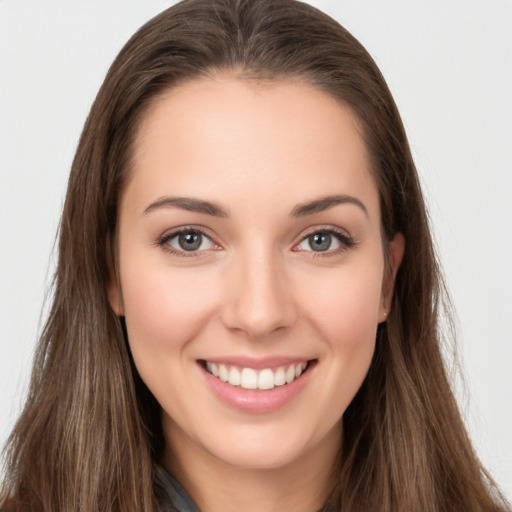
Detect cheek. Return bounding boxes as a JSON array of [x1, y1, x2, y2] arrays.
[[296, 260, 382, 405], [119, 259, 219, 359], [300, 263, 383, 345]]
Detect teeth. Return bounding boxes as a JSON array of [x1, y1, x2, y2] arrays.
[[219, 364, 229, 382], [285, 365, 295, 383], [240, 368, 258, 389], [206, 361, 309, 390], [258, 369, 275, 390], [228, 367, 241, 386], [206, 361, 220, 377], [274, 367, 286, 386]]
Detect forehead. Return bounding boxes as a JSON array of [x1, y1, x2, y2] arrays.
[[125, 76, 378, 219], [135, 76, 366, 157]]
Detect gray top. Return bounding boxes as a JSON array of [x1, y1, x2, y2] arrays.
[[154, 465, 200, 512]]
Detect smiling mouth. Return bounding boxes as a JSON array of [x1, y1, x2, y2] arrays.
[[201, 360, 315, 390]]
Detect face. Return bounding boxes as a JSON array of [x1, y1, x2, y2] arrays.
[[109, 77, 403, 473]]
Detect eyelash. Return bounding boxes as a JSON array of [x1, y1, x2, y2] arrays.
[[157, 226, 219, 258], [294, 227, 356, 258], [156, 226, 356, 258]]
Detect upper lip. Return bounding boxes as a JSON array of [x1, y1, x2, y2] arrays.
[[199, 356, 315, 370]]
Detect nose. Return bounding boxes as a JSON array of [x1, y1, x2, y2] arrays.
[[221, 248, 298, 338]]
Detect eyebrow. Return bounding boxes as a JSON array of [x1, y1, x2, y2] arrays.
[[143, 193, 368, 219], [291, 194, 368, 218], [143, 196, 229, 217]]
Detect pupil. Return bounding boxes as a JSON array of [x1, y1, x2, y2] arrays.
[[178, 232, 202, 251], [309, 233, 331, 252]]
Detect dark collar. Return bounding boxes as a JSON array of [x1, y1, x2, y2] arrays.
[[154, 465, 200, 512]]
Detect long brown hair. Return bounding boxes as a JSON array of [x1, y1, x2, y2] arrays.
[[1, 1, 509, 510]]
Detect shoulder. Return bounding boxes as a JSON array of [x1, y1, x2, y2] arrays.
[[154, 465, 200, 512]]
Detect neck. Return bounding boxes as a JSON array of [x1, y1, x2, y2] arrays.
[[163, 423, 341, 512]]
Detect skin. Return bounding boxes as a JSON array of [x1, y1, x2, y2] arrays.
[[109, 77, 404, 512]]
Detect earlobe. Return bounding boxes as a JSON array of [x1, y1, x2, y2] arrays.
[[106, 234, 124, 316], [106, 239, 124, 316], [380, 232, 405, 321], [107, 276, 124, 316]]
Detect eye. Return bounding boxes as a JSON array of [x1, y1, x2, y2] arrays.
[[159, 228, 218, 254], [295, 229, 354, 254]]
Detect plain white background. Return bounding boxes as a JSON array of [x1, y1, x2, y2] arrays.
[[1, 0, 511, 499]]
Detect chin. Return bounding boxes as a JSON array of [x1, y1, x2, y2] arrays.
[[199, 423, 326, 471], [209, 443, 305, 471]]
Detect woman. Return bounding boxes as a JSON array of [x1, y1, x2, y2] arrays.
[[0, 0, 509, 510]]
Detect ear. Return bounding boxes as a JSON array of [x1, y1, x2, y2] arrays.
[[379, 232, 405, 322], [107, 274, 124, 316], [105, 236, 124, 316]]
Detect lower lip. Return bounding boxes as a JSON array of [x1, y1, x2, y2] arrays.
[[199, 361, 316, 413]]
